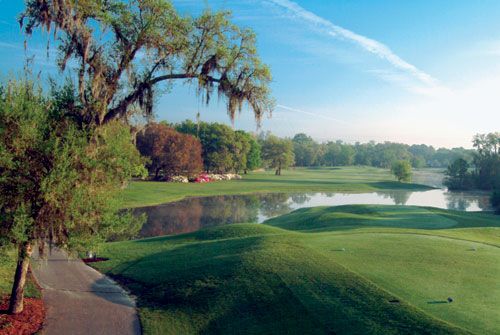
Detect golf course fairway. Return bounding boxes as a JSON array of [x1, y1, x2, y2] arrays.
[[92, 205, 500, 335]]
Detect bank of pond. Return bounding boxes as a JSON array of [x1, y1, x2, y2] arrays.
[[134, 189, 492, 238]]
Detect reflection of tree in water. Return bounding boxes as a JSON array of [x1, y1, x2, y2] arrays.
[[135, 199, 203, 237], [202, 195, 260, 225], [376, 191, 412, 205], [136, 195, 261, 238], [477, 196, 492, 210], [289, 193, 311, 205], [445, 192, 491, 211], [446, 196, 470, 211], [258, 193, 292, 218]]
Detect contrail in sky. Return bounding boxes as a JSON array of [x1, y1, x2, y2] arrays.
[[267, 0, 446, 93], [276, 104, 349, 125]]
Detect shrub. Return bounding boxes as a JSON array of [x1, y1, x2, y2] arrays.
[[391, 160, 412, 182]]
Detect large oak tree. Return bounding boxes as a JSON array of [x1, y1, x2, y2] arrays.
[[21, 0, 274, 126]]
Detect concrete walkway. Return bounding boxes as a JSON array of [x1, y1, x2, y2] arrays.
[[31, 248, 141, 335]]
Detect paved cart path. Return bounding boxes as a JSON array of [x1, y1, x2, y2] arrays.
[[31, 248, 141, 335]]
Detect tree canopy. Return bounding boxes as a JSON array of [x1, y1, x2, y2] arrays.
[[2, 0, 273, 314], [444, 132, 500, 194], [260, 135, 294, 175], [0, 80, 146, 313], [391, 160, 412, 182], [136, 123, 203, 179], [284, 134, 474, 169], [174, 120, 261, 173], [21, 0, 274, 126], [444, 158, 471, 190]]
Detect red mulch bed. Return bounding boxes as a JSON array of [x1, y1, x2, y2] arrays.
[[82, 257, 109, 263], [0, 296, 45, 335]]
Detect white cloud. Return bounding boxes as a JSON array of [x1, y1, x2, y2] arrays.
[[266, 0, 448, 95]]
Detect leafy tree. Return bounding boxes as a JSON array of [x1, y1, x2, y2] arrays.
[[472, 132, 500, 190], [409, 144, 435, 167], [322, 141, 342, 166], [353, 142, 374, 166], [233, 131, 251, 174], [0, 80, 146, 314], [195, 122, 237, 173], [176, 121, 258, 173], [339, 144, 355, 166], [391, 160, 412, 182], [261, 135, 294, 175], [442, 133, 500, 192], [3, 0, 273, 314], [21, 0, 273, 125], [136, 123, 203, 179], [246, 136, 262, 173], [444, 158, 472, 190], [292, 133, 318, 166]]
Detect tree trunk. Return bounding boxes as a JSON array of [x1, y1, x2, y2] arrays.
[[9, 242, 33, 314]]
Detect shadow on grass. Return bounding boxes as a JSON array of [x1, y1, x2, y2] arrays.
[[368, 181, 434, 191]]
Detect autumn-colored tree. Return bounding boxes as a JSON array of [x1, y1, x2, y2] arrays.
[[137, 123, 203, 179]]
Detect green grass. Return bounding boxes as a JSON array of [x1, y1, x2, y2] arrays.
[[121, 166, 432, 208], [92, 205, 500, 334], [0, 248, 41, 299]]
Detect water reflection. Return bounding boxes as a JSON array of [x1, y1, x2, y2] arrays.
[[136, 189, 493, 238], [376, 190, 411, 205], [135, 195, 261, 237], [445, 192, 492, 211]]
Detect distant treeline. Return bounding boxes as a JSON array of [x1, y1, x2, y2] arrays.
[[291, 133, 472, 168], [136, 120, 476, 179]]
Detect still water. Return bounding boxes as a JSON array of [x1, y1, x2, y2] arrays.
[[135, 189, 492, 238]]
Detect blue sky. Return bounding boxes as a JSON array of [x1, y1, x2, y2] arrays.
[[1, 0, 500, 148]]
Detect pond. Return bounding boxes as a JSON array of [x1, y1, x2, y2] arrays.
[[135, 189, 492, 238]]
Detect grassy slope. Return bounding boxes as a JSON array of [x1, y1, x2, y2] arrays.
[[93, 206, 500, 334], [266, 206, 500, 335], [121, 167, 431, 208]]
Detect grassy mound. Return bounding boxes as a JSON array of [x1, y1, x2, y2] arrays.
[[92, 207, 500, 335], [265, 205, 500, 334], [265, 205, 500, 232]]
